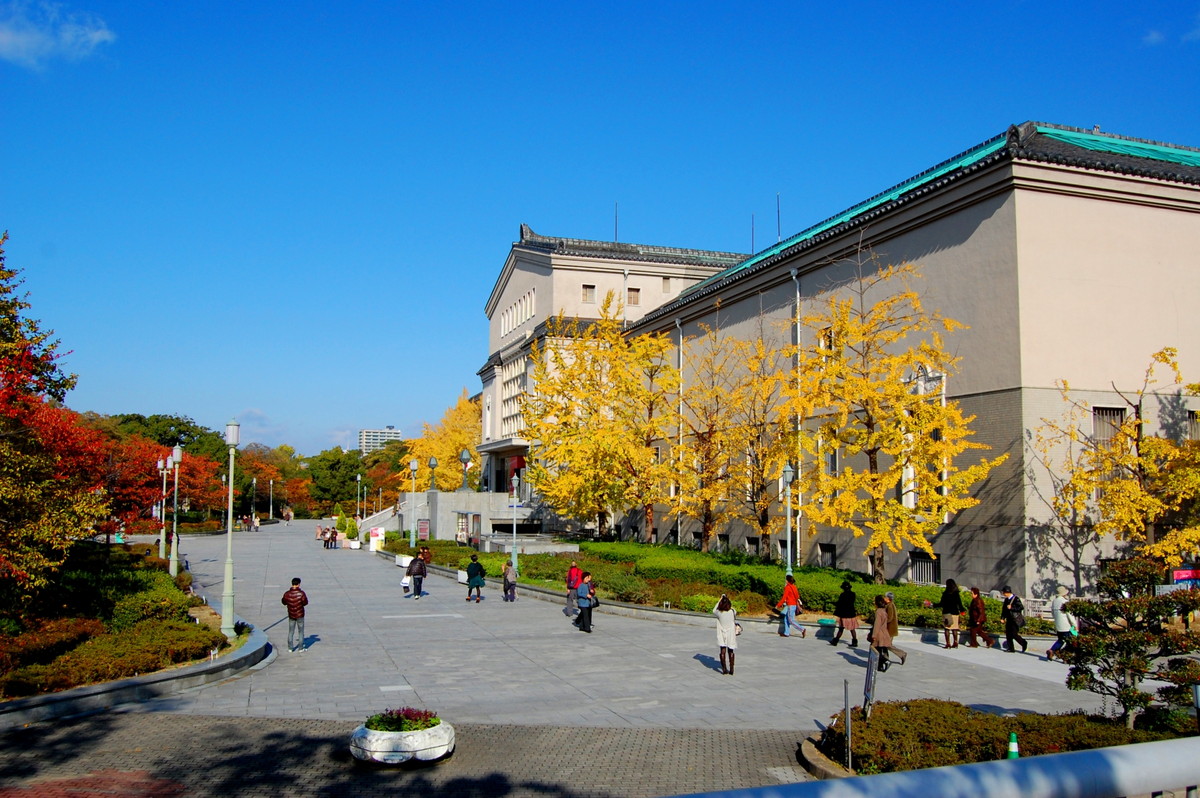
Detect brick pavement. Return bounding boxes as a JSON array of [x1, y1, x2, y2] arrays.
[[0, 712, 806, 797]]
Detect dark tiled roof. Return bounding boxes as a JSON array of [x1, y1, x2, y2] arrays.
[[515, 224, 746, 268], [637, 121, 1200, 327]]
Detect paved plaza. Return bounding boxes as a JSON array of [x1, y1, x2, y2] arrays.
[[0, 520, 1104, 797]]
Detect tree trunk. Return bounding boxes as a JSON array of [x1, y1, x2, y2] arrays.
[[643, 503, 655, 544], [871, 547, 886, 584]]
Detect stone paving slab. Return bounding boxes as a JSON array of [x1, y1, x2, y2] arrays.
[[0, 712, 808, 797], [0, 520, 1109, 797]]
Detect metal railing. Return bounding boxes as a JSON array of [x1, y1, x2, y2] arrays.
[[665, 735, 1199, 798]]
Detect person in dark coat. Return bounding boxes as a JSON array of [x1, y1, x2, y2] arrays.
[[406, 553, 427, 600], [281, 577, 309, 653], [940, 578, 964, 649], [1000, 585, 1028, 653], [466, 554, 486, 602], [830, 581, 860, 648], [966, 586, 996, 648]]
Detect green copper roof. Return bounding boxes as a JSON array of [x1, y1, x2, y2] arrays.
[[1035, 125, 1200, 168], [680, 133, 1010, 298]]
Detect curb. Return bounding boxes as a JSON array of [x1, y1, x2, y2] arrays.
[[799, 733, 854, 779], [0, 618, 270, 731]]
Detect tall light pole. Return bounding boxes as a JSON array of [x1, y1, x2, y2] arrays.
[[157, 457, 170, 559], [783, 463, 795, 576], [459, 449, 471, 491], [250, 477, 257, 523], [269, 479, 274, 520], [221, 419, 240, 640], [510, 474, 519, 574], [409, 458, 418, 548], [169, 445, 183, 577], [428, 456, 438, 490], [356, 473, 362, 518]]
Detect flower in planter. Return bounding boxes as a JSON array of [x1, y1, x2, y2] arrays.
[[364, 707, 441, 732]]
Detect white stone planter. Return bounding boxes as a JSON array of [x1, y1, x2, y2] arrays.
[[347, 540, 361, 550], [350, 721, 455, 765]]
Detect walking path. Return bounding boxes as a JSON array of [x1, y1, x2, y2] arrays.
[[0, 520, 1102, 797]]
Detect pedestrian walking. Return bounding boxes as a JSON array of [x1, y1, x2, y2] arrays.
[[966, 586, 997, 648], [575, 572, 595, 633], [281, 577, 308, 653], [420, 546, 433, 565], [1047, 585, 1077, 661], [406, 552, 427, 600], [775, 574, 806, 637], [883, 591, 907, 665], [1000, 585, 1028, 653], [869, 594, 896, 666], [466, 554, 486, 602], [713, 594, 738, 675], [502, 561, 517, 602], [564, 560, 583, 618], [940, 578, 964, 649], [830, 581, 860, 648]]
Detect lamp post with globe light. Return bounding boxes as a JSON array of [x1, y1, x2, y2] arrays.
[[169, 445, 183, 577], [220, 420, 239, 640], [782, 462, 795, 576], [510, 474, 520, 574]]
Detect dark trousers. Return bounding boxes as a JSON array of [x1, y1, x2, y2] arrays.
[[578, 604, 593, 632], [411, 576, 423, 597], [968, 623, 996, 647], [1004, 620, 1027, 651]]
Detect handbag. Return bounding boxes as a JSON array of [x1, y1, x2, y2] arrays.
[[401, 576, 411, 591], [1012, 610, 1026, 629], [734, 623, 743, 636]]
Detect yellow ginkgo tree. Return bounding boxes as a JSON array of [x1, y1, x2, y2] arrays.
[[522, 293, 676, 536], [783, 256, 1006, 582], [1035, 348, 1200, 567]]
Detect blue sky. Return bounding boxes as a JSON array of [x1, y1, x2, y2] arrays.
[[3, 0, 1199, 456]]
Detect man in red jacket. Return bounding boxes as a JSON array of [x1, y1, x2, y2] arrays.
[[281, 577, 309, 653]]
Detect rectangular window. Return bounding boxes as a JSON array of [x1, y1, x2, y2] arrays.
[[818, 543, 837, 569], [1093, 407, 1125, 444], [909, 550, 940, 584], [582, 284, 596, 303], [662, 277, 671, 293], [746, 536, 761, 555], [1189, 410, 1199, 441], [717, 533, 730, 552], [627, 287, 640, 306]]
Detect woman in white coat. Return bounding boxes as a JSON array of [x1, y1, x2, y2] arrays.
[[714, 594, 738, 675]]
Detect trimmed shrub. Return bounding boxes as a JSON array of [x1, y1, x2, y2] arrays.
[[819, 699, 1178, 774], [0, 618, 105, 672], [109, 574, 193, 632], [0, 620, 227, 699], [174, 571, 194, 592], [599, 571, 652, 604]]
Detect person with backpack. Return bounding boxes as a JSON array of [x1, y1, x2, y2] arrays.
[[575, 572, 595, 633], [466, 554, 486, 603]]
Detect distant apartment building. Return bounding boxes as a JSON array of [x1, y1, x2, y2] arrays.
[[358, 426, 404, 454]]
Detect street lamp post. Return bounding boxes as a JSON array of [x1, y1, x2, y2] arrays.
[[510, 474, 519, 575], [356, 474, 362, 518], [459, 449, 471, 491], [220, 419, 240, 640], [409, 459, 418, 549], [157, 457, 170, 559], [428, 456, 438, 491], [783, 463, 795, 576], [169, 445, 183, 577], [269, 479, 274, 520], [250, 477, 257, 525]]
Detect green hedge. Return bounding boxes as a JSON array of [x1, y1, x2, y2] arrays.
[[108, 572, 193, 632], [0, 618, 105, 672], [0, 620, 227, 699]]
